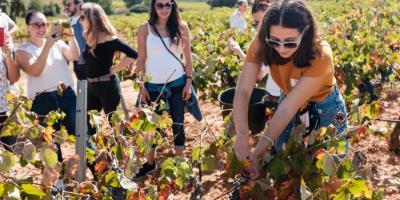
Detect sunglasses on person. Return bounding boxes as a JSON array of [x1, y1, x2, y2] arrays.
[[155, 2, 174, 10], [29, 22, 49, 29], [253, 21, 260, 28], [265, 27, 308, 49]]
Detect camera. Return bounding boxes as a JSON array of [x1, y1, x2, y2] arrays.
[[0, 27, 6, 47], [52, 20, 73, 41]]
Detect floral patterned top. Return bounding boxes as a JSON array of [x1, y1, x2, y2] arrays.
[[0, 53, 9, 112]]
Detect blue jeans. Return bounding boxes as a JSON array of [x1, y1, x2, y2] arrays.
[[145, 83, 186, 151], [275, 86, 348, 151], [31, 86, 76, 135], [31, 87, 76, 162]]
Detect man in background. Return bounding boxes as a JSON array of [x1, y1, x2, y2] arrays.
[[65, 0, 87, 80]]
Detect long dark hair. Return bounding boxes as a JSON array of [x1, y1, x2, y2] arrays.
[[258, 0, 321, 68], [25, 10, 40, 24], [148, 0, 182, 46]]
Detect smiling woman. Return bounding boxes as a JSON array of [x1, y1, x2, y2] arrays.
[[233, 0, 348, 179], [134, 0, 202, 180], [15, 10, 80, 162]]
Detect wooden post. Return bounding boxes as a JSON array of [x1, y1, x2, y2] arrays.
[[75, 80, 87, 182]]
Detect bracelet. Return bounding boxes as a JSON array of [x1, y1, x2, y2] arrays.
[[259, 134, 274, 146], [186, 76, 193, 80]]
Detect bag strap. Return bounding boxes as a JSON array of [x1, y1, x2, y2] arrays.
[[152, 25, 185, 70]]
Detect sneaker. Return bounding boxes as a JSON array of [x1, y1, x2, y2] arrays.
[[134, 162, 156, 180]]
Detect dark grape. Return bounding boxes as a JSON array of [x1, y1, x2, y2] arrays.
[[229, 188, 241, 200], [110, 187, 126, 200]]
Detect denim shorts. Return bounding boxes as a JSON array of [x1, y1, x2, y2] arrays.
[[275, 86, 348, 151]]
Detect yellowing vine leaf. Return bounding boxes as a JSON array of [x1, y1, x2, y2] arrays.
[[43, 148, 58, 169], [0, 152, 16, 173], [43, 126, 55, 142]]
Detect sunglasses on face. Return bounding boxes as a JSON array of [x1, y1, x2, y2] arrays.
[[29, 22, 49, 29], [265, 27, 307, 49], [253, 21, 259, 28], [155, 2, 174, 10]]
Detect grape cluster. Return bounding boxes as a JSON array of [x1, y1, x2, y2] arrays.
[[110, 187, 126, 200]]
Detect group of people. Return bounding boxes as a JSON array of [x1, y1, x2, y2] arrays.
[[0, 0, 348, 181]]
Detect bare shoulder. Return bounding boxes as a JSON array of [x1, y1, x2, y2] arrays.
[[180, 21, 189, 29], [180, 21, 190, 34], [138, 22, 149, 34]]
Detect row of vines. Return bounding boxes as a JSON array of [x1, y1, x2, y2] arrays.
[[1, 0, 399, 199]]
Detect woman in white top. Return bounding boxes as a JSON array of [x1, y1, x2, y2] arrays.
[[15, 10, 79, 161], [229, 0, 248, 32], [135, 0, 194, 179], [0, 37, 20, 151]]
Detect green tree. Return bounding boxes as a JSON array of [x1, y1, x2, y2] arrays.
[[86, 0, 113, 14], [0, 0, 25, 21], [10, 0, 26, 20], [124, 0, 142, 8]]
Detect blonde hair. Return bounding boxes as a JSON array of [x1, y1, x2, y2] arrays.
[[81, 2, 117, 55]]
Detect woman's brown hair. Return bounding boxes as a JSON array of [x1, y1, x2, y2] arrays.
[[81, 2, 117, 55], [257, 0, 322, 68]]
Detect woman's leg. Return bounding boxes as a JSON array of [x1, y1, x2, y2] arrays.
[[97, 78, 121, 117], [143, 90, 163, 165], [315, 86, 349, 158], [87, 84, 103, 136], [58, 87, 77, 135], [31, 93, 64, 161], [168, 85, 186, 156]]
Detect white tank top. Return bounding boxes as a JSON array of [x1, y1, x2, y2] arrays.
[[17, 41, 74, 98], [145, 24, 185, 84], [261, 64, 281, 96]]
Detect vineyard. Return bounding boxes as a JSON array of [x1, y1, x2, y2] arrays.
[[1, 0, 400, 199]]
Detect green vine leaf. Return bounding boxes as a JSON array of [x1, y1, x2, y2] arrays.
[[0, 152, 16, 173], [201, 156, 217, 172], [21, 184, 46, 198], [323, 153, 335, 177], [43, 148, 58, 169]]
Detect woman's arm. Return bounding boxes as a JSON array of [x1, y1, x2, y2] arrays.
[[2, 43, 20, 84], [228, 39, 246, 61], [61, 29, 80, 61], [136, 24, 150, 103], [233, 61, 262, 160], [15, 37, 58, 77], [181, 22, 193, 78], [135, 24, 148, 79], [109, 38, 138, 74], [181, 22, 193, 100], [252, 75, 325, 156]]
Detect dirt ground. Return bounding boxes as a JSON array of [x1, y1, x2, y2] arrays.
[[6, 73, 400, 199]]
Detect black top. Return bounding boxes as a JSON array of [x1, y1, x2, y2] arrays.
[[83, 38, 138, 78]]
